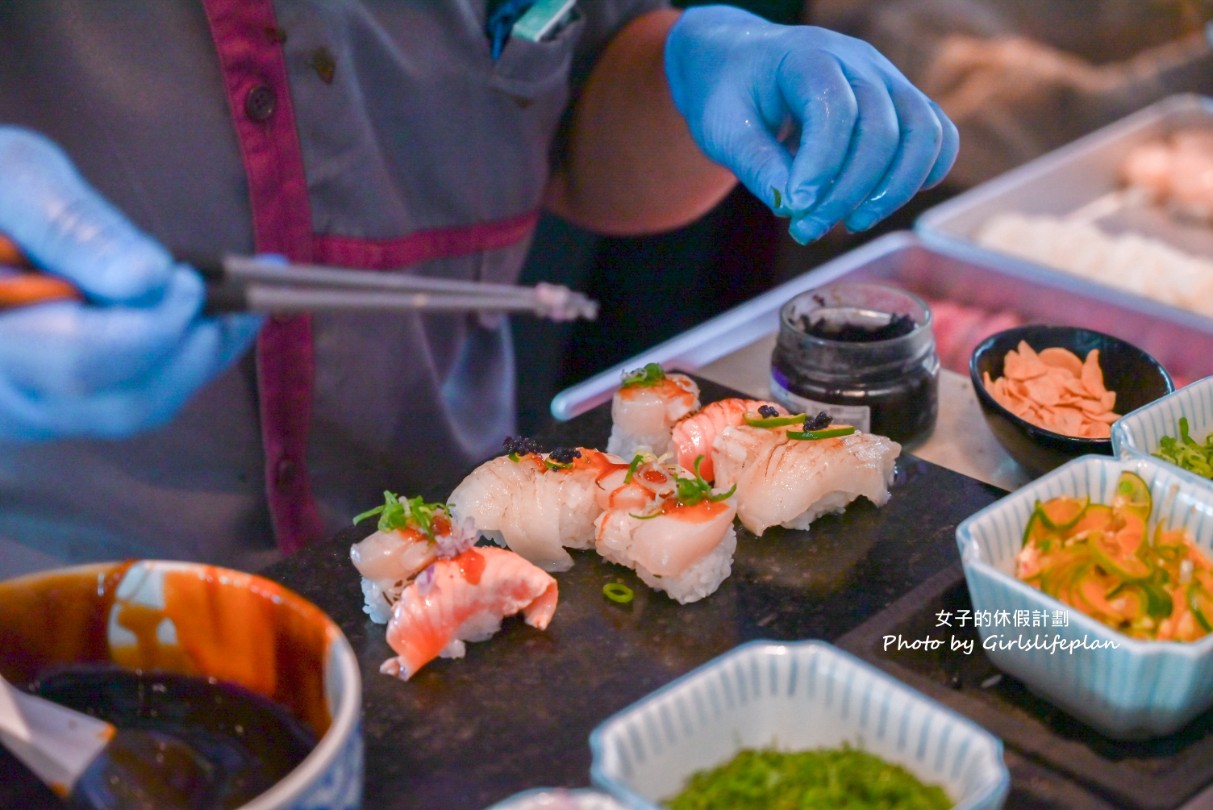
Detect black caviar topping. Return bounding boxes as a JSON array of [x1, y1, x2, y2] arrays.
[[547, 446, 582, 465], [798, 311, 915, 342], [503, 436, 544, 457], [758, 404, 781, 419], [803, 411, 833, 431]]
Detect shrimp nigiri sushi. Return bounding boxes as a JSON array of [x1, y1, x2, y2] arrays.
[[350, 492, 476, 623], [447, 438, 629, 572], [670, 397, 786, 483], [379, 546, 558, 681], [606, 363, 700, 458], [595, 454, 738, 604], [712, 413, 900, 536]]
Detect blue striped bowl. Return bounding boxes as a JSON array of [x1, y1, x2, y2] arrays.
[[1113, 375, 1213, 485], [957, 454, 1213, 739], [589, 640, 1009, 809], [487, 788, 625, 810]]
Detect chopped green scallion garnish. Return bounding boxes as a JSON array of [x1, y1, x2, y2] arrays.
[[624, 452, 645, 484], [672, 456, 736, 506], [352, 491, 449, 539], [603, 582, 634, 604], [621, 362, 666, 388], [786, 426, 857, 441]]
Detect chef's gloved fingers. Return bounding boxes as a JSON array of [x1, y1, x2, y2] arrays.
[[786, 73, 956, 241], [783, 53, 900, 243], [841, 96, 958, 234], [0, 269, 262, 440], [664, 7, 959, 244], [0, 127, 174, 303]]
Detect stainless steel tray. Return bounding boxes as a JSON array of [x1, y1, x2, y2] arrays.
[[917, 93, 1213, 264], [551, 232, 1213, 420]]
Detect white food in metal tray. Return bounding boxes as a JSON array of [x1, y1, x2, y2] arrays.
[[975, 211, 1213, 318]]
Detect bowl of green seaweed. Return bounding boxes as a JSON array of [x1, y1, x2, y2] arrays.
[[589, 640, 1009, 809], [1113, 375, 1213, 484]]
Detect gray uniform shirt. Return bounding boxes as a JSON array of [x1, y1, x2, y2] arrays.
[[0, 0, 665, 577]]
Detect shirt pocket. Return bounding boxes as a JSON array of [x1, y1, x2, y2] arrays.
[[488, 9, 585, 106]]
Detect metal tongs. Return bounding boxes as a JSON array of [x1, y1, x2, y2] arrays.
[[0, 235, 598, 322]]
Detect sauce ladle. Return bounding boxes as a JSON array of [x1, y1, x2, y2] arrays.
[[0, 670, 212, 808]]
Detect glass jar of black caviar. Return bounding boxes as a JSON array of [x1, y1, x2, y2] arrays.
[[769, 282, 939, 445]]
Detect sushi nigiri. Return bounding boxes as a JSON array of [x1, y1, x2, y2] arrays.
[[595, 454, 738, 604], [606, 363, 700, 459], [670, 397, 786, 483], [447, 438, 628, 572], [379, 546, 558, 680], [712, 413, 900, 536], [350, 492, 477, 623]]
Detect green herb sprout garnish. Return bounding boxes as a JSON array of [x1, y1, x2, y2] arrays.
[[624, 452, 646, 484], [628, 456, 734, 520], [621, 362, 666, 388], [603, 582, 634, 604], [1154, 417, 1213, 480], [675, 456, 736, 506], [353, 491, 450, 539]]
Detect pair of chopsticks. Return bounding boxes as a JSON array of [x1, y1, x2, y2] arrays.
[[0, 235, 598, 322]]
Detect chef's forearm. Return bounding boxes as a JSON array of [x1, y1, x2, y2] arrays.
[[543, 9, 737, 235]]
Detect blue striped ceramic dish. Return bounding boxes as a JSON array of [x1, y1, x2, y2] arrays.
[[487, 788, 625, 810], [589, 640, 1009, 809], [1113, 375, 1213, 485], [956, 454, 1213, 739]]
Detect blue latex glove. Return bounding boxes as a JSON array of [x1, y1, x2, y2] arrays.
[[665, 6, 960, 244], [0, 128, 262, 440]]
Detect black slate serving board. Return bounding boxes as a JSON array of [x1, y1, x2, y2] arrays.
[[837, 563, 1213, 810], [6, 378, 1201, 808], [260, 377, 1012, 809]]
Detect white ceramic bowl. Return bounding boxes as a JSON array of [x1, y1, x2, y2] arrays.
[[1113, 375, 1213, 484], [487, 787, 626, 809], [0, 560, 363, 809], [957, 455, 1213, 739], [589, 639, 1009, 809]]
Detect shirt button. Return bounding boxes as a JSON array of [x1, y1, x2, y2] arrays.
[[275, 458, 297, 487], [245, 84, 277, 121]]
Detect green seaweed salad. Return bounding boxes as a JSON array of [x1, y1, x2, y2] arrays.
[[1154, 417, 1213, 479], [663, 745, 951, 810]]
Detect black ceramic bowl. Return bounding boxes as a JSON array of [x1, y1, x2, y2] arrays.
[[969, 324, 1174, 478]]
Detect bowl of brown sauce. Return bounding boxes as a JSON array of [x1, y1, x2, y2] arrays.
[[0, 560, 362, 809]]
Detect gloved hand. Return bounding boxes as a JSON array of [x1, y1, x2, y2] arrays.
[[0, 127, 262, 441], [665, 6, 960, 244]]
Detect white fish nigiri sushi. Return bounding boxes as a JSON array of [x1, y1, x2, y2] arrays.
[[712, 416, 900, 537], [350, 493, 476, 623], [379, 546, 558, 681], [448, 440, 629, 572], [670, 397, 786, 483], [595, 454, 738, 604], [606, 363, 700, 458]]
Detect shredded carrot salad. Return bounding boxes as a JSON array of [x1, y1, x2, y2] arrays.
[[1015, 471, 1213, 642]]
